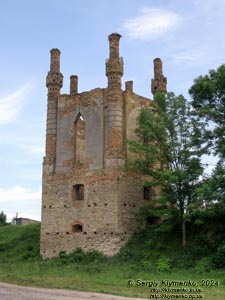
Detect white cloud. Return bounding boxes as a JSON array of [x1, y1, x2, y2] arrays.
[[122, 7, 181, 40], [0, 186, 41, 222], [0, 186, 41, 202], [0, 83, 32, 125]]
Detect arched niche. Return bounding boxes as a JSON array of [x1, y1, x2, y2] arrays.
[[74, 113, 86, 164]]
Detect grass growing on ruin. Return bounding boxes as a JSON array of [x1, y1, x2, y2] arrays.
[[0, 224, 225, 299]]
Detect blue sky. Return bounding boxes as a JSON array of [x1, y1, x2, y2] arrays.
[[0, 0, 225, 222]]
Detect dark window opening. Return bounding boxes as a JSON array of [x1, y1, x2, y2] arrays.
[[144, 186, 152, 200], [73, 184, 84, 200], [74, 113, 86, 164], [72, 224, 83, 233], [146, 216, 160, 226]]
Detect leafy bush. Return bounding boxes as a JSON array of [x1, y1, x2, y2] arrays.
[[192, 234, 210, 258], [116, 246, 142, 262], [194, 257, 213, 273], [58, 248, 106, 265], [171, 250, 194, 269], [70, 248, 85, 263], [212, 242, 225, 268], [85, 249, 106, 263], [140, 258, 153, 271], [156, 256, 171, 273]]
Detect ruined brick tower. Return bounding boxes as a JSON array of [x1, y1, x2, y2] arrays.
[[41, 33, 167, 258]]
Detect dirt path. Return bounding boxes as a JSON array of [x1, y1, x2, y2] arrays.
[[0, 282, 146, 300]]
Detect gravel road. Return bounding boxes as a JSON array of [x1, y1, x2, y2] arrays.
[[0, 282, 146, 300]]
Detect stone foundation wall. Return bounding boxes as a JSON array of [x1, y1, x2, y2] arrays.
[[41, 169, 142, 258]]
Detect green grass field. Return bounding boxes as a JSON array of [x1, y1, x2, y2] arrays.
[[0, 224, 224, 299]]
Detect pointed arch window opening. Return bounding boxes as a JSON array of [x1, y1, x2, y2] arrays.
[[74, 113, 86, 164]]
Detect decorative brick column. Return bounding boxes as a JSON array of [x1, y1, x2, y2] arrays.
[[44, 48, 63, 174], [151, 58, 167, 97], [105, 33, 124, 160], [70, 75, 78, 95]]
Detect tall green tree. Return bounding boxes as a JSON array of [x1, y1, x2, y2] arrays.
[[189, 64, 225, 158], [189, 65, 225, 206], [194, 158, 225, 205], [128, 92, 207, 246], [0, 211, 7, 225]]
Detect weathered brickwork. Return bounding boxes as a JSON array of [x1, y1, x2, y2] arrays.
[[41, 33, 167, 258]]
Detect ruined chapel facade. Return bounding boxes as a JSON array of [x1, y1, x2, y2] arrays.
[[40, 33, 167, 258]]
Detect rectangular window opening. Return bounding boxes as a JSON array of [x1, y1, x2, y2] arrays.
[[143, 186, 151, 201], [73, 184, 84, 200]]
